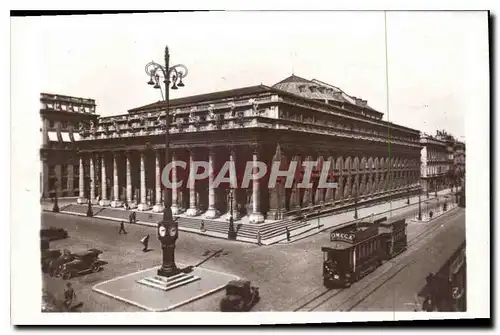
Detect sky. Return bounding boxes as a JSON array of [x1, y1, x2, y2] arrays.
[[13, 11, 489, 140]]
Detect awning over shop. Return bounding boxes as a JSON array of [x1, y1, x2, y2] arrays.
[[61, 132, 71, 142], [48, 131, 58, 142]]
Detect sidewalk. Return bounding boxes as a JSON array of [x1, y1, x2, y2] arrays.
[[272, 188, 455, 244], [42, 188, 456, 246]]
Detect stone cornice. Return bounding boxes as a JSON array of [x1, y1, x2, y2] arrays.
[[76, 96, 419, 149]]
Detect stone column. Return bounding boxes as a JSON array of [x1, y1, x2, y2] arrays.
[[301, 155, 314, 207], [186, 149, 200, 216], [335, 175, 343, 202], [204, 148, 220, 219], [126, 151, 136, 209], [111, 152, 122, 208], [317, 156, 330, 205], [54, 164, 62, 197], [153, 149, 165, 213], [171, 151, 180, 214], [138, 151, 149, 211], [99, 153, 110, 206], [90, 155, 96, 203], [77, 156, 87, 204], [249, 146, 265, 223], [41, 155, 49, 199], [67, 164, 74, 196], [289, 154, 302, 210]]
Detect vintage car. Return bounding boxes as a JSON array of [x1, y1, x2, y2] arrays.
[[40, 227, 68, 241], [54, 248, 103, 279], [41, 249, 62, 273], [220, 280, 260, 312], [41, 237, 50, 251]]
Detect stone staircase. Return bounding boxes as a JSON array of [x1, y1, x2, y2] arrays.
[[61, 204, 310, 242], [175, 216, 309, 240]]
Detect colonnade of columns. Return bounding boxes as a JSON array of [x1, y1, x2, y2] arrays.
[[76, 145, 420, 224], [76, 147, 265, 223]]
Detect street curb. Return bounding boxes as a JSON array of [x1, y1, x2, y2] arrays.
[[272, 193, 453, 245]]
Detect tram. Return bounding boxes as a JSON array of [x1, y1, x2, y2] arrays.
[[379, 218, 407, 260], [321, 217, 408, 288]]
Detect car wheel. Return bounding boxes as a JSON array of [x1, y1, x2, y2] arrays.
[[91, 264, 101, 273], [54, 267, 63, 278], [62, 270, 72, 280]]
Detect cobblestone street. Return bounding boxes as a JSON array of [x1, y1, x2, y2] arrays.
[[41, 197, 464, 312]]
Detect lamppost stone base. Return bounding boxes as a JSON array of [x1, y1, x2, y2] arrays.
[[99, 199, 111, 207], [185, 208, 200, 217], [92, 264, 240, 312], [77, 197, 88, 204], [137, 272, 200, 292], [110, 200, 123, 208], [203, 208, 220, 219], [137, 203, 150, 211], [127, 201, 138, 209], [170, 204, 179, 215], [152, 204, 165, 213], [248, 212, 265, 224]]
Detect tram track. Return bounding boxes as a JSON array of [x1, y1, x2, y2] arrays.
[[291, 207, 462, 312], [342, 210, 464, 311]]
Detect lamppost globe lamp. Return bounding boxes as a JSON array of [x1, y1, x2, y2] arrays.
[[144, 46, 188, 278]]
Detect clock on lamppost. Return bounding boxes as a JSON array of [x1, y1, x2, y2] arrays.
[[157, 217, 180, 277]]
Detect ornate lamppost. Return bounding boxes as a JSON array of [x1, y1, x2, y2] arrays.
[[85, 175, 93, 217], [145, 46, 188, 278], [227, 188, 236, 240]]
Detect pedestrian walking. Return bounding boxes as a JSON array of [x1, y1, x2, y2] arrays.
[[257, 230, 262, 246], [131, 211, 137, 223], [285, 227, 290, 242], [63, 282, 76, 310], [148, 213, 153, 221], [140, 234, 150, 252], [119, 221, 127, 234], [129, 212, 133, 224], [200, 220, 205, 232]]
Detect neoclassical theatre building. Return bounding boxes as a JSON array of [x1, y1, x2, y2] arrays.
[[41, 75, 422, 223]]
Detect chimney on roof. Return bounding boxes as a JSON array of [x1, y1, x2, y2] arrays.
[[361, 100, 368, 107], [325, 88, 334, 95]]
